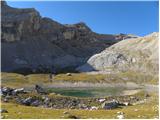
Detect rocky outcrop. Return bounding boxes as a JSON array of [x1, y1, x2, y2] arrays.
[[1, 86, 143, 109], [1, 1, 135, 73], [77, 32, 159, 75], [1, 1, 41, 42]]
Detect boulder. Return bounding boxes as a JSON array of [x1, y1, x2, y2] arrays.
[[31, 100, 40, 106], [116, 111, 125, 119], [1, 87, 13, 96], [22, 97, 34, 106], [66, 73, 72, 76], [123, 102, 130, 106], [0, 109, 8, 113], [5, 95, 12, 99], [102, 101, 119, 110], [90, 106, 98, 110], [98, 98, 106, 103], [12, 88, 26, 95], [0, 89, 3, 96], [35, 85, 47, 94], [3, 98, 9, 102], [43, 97, 50, 105], [16, 97, 23, 104], [117, 114, 125, 119], [63, 111, 69, 114], [78, 104, 88, 109]]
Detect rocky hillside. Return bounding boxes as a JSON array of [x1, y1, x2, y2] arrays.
[[77, 32, 159, 75], [1, 1, 135, 73]]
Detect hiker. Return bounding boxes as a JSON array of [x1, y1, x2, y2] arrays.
[[49, 73, 53, 82], [49, 66, 56, 82]]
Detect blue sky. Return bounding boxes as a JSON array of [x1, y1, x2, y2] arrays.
[[7, 1, 159, 36]]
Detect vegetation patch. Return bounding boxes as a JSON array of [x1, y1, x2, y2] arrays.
[[1, 72, 158, 89], [1, 94, 158, 119]]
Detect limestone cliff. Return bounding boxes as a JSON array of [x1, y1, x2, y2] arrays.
[[1, 1, 135, 73], [77, 32, 159, 76]]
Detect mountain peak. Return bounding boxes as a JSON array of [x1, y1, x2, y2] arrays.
[[1, 2, 122, 73]]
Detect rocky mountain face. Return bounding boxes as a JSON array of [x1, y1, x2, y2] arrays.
[[77, 32, 159, 76], [1, 1, 139, 74]]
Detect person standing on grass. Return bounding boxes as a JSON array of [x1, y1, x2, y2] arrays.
[[49, 66, 56, 82]]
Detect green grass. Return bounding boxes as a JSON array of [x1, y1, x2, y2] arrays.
[[55, 73, 106, 82], [1, 72, 158, 119], [1, 72, 107, 88], [1, 73, 29, 87], [115, 70, 158, 85], [1, 71, 158, 88], [1, 94, 159, 119]]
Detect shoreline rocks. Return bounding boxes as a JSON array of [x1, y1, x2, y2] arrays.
[[1, 86, 146, 110]]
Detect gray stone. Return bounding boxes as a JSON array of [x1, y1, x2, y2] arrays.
[[22, 97, 33, 106], [66, 73, 72, 76], [117, 114, 125, 119], [1, 116, 5, 119], [3, 98, 9, 102], [79, 104, 88, 109], [63, 111, 69, 114], [0, 109, 8, 113], [1, 87, 13, 95], [35, 85, 47, 94], [16, 97, 23, 104], [12, 88, 25, 95], [5, 95, 12, 99], [102, 101, 119, 110], [42, 97, 51, 107], [98, 98, 106, 103], [31, 100, 40, 106]]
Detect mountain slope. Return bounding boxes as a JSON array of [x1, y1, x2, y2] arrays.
[[2, 1, 134, 73], [77, 32, 159, 75]]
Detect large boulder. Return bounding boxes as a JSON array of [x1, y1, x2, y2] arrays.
[[22, 97, 34, 106], [102, 101, 119, 110], [1, 87, 14, 96], [0, 109, 8, 113], [35, 85, 47, 94]]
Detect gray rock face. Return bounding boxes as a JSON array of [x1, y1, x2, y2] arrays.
[[77, 51, 127, 71], [1, 1, 132, 73], [1, 1, 41, 42], [77, 32, 159, 75]]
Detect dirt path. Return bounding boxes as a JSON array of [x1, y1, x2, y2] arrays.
[[25, 81, 158, 90]]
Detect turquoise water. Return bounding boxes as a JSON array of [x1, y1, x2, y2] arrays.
[[47, 87, 125, 97]]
